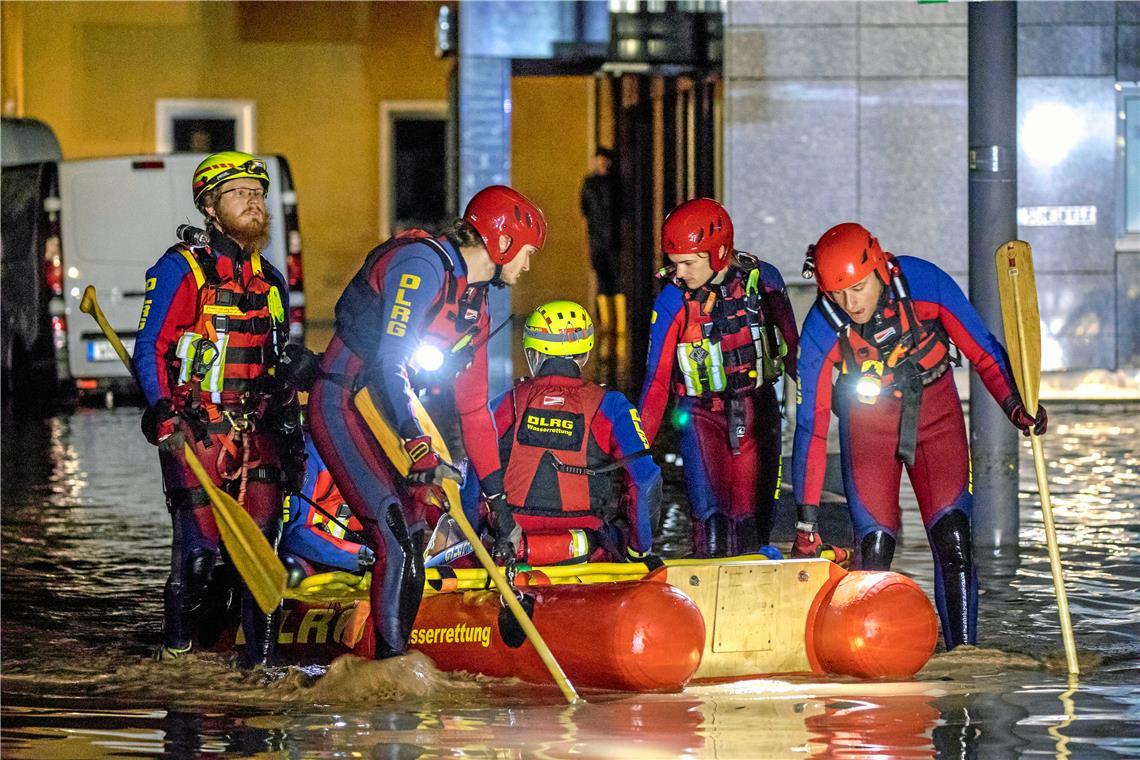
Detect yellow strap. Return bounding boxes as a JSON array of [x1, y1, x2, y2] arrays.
[[251, 249, 264, 277], [178, 248, 205, 290]]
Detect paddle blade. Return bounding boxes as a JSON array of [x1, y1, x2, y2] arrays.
[[994, 240, 1042, 413], [79, 285, 97, 316], [183, 444, 286, 614]]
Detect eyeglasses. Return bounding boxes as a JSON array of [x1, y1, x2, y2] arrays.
[[219, 187, 267, 202]]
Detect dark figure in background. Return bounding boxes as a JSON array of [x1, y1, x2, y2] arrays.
[[133, 151, 300, 666], [579, 147, 627, 342]]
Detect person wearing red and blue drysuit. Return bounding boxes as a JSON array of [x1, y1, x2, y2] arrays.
[[638, 198, 799, 558], [308, 185, 546, 659], [134, 151, 298, 667], [792, 222, 1048, 649], [280, 435, 374, 583]]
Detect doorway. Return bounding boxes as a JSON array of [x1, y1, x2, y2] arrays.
[[379, 100, 450, 238]]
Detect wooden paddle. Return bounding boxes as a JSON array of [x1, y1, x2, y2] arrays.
[[994, 241, 1080, 676], [79, 285, 288, 614], [354, 386, 584, 704]]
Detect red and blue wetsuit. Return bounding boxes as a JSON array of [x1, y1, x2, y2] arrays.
[[308, 231, 501, 658], [133, 227, 290, 664], [793, 254, 1019, 648], [280, 435, 370, 577], [638, 254, 798, 556], [490, 358, 661, 564]]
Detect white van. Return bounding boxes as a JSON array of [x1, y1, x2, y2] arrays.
[[3, 147, 306, 401]]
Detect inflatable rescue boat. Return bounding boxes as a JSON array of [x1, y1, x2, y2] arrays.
[[219, 555, 939, 692]]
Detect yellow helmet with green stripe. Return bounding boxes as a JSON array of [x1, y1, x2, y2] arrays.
[[192, 151, 269, 207], [523, 300, 594, 356]]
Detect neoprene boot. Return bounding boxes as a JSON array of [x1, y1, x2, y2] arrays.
[[929, 510, 977, 648], [704, 514, 730, 558], [859, 530, 896, 571], [733, 517, 758, 556]]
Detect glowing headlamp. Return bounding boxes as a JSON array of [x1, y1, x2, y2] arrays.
[[412, 344, 445, 372], [855, 360, 884, 404]]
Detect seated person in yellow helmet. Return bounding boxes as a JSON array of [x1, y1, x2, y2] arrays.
[[485, 301, 662, 565]]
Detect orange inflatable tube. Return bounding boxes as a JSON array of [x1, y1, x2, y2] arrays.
[[809, 570, 939, 679], [411, 579, 706, 692]]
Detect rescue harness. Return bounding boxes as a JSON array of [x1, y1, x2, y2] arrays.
[[817, 255, 960, 464]]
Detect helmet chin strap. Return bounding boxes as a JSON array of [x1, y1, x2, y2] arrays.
[[490, 263, 506, 289]]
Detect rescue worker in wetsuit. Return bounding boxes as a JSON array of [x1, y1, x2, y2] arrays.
[[308, 185, 545, 659], [279, 434, 375, 586], [489, 301, 662, 566], [793, 222, 1048, 649], [134, 151, 299, 665], [638, 198, 799, 558]]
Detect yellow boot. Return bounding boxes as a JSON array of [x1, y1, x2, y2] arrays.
[[595, 294, 613, 336], [612, 293, 628, 337]]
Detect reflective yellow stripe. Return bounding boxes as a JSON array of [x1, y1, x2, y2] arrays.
[[178, 248, 205, 289], [203, 304, 244, 316]]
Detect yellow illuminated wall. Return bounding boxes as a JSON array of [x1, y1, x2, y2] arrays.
[[3, 1, 451, 335], [509, 75, 595, 317]]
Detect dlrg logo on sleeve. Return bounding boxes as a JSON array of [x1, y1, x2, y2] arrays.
[[386, 274, 421, 337]]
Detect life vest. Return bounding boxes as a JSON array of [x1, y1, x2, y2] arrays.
[[501, 375, 610, 517], [333, 231, 485, 379], [168, 243, 285, 406], [817, 256, 955, 395], [670, 253, 787, 399], [817, 255, 959, 464]]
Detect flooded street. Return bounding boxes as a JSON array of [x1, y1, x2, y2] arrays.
[[2, 401, 1138, 758]]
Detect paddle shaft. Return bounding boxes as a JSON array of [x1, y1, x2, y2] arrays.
[[354, 388, 582, 703], [1005, 253, 1080, 676], [78, 285, 134, 375]]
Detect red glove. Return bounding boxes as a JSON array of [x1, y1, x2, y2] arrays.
[[790, 519, 851, 568], [404, 435, 443, 477], [1002, 397, 1048, 436]]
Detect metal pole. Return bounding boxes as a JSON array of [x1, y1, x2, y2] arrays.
[[968, 1, 1019, 548]]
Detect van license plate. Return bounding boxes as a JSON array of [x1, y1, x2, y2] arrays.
[[87, 338, 135, 362]]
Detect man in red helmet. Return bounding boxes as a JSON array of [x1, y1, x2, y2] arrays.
[[308, 185, 546, 659], [638, 198, 799, 557], [792, 222, 1047, 650]]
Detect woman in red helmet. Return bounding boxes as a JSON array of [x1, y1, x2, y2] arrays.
[[637, 198, 799, 557], [308, 185, 546, 659], [792, 222, 1046, 650]]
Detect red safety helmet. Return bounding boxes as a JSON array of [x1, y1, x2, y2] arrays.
[[463, 185, 547, 265], [661, 198, 735, 272], [811, 222, 889, 292]]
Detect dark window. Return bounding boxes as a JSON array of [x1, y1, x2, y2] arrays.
[[393, 118, 447, 232], [172, 118, 237, 153]]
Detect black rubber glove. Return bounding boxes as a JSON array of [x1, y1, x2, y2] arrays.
[[142, 398, 178, 446], [486, 493, 521, 564], [1002, 396, 1048, 436]]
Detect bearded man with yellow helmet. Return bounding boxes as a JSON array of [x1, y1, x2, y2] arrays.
[[133, 151, 297, 667], [484, 301, 662, 566]]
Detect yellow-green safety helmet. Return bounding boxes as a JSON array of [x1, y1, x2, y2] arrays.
[[192, 151, 269, 207], [523, 300, 595, 356]]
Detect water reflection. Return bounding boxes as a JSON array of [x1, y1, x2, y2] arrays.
[[1, 403, 1138, 758]]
